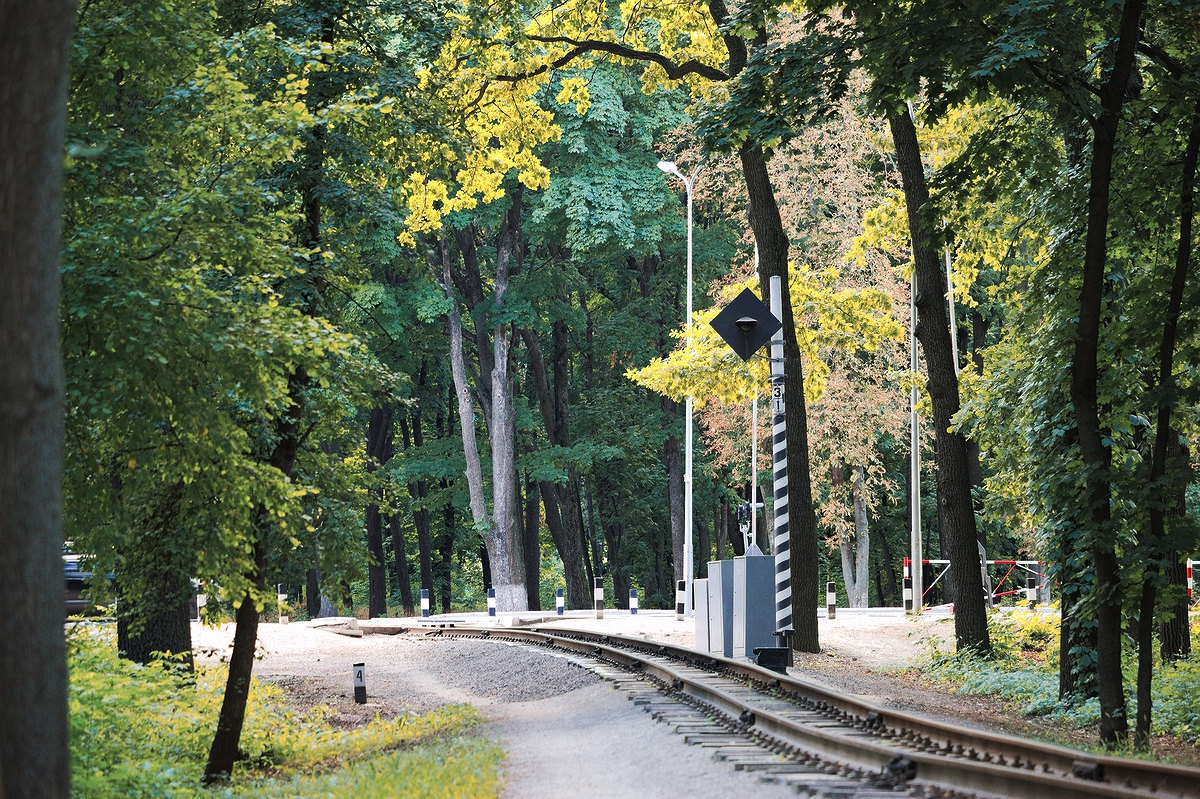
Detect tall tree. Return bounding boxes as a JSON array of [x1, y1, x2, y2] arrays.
[[0, 3, 75, 796]]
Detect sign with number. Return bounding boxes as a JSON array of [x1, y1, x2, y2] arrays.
[[772, 383, 785, 415], [353, 664, 365, 687]]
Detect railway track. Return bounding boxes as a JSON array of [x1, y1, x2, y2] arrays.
[[413, 623, 1199, 799]]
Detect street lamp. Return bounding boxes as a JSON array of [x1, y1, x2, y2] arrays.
[[657, 158, 703, 617]]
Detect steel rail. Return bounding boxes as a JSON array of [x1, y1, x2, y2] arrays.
[[418, 624, 1199, 799]]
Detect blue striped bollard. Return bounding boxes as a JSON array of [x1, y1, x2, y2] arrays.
[[594, 577, 604, 619], [675, 579, 686, 620], [487, 587, 496, 617], [629, 588, 638, 614], [420, 588, 430, 618], [556, 587, 564, 615], [826, 581, 837, 620]]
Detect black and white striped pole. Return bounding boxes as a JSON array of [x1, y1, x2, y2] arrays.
[[556, 587, 564, 615], [420, 587, 430, 618], [594, 577, 604, 619], [629, 588, 638, 614], [487, 587, 496, 617], [826, 581, 837, 620], [769, 276, 792, 636], [353, 662, 367, 704], [675, 579, 686, 620]]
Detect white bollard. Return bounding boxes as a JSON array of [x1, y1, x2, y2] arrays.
[[629, 587, 638, 615], [277, 584, 288, 625], [353, 662, 366, 704], [675, 579, 686, 621], [487, 587, 496, 617], [594, 578, 604, 619], [556, 587, 564, 615], [421, 587, 430, 617], [826, 581, 836, 620]]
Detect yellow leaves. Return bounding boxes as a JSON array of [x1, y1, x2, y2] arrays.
[[555, 76, 591, 115], [627, 274, 904, 408]]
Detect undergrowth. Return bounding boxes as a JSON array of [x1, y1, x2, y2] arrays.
[[68, 625, 502, 798], [912, 607, 1200, 745]]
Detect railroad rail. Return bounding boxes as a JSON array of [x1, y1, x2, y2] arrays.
[[410, 623, 1198, 799]]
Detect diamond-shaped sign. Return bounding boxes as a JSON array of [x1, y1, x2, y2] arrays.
[[709, 288, 781, 362]]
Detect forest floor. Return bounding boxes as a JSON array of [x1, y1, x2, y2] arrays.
[[192, 606, 1200, 779]]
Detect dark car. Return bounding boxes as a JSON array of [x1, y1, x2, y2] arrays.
[[63, 548, 111, 616]]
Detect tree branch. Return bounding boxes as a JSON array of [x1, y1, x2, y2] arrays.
[[500, 35, 729, 83]]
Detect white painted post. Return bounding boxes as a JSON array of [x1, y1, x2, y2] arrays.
[[353, 662, 366, 704], [769, 276, 791, 634]]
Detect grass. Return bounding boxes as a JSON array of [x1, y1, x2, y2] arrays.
[[908, 606, 1200, 755], [68, 625, 503, 798]]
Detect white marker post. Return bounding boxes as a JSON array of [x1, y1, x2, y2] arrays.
[[556, 587, 564, 615], [629, 587, 638, 615], [420, 587, 430, 617], [353, 662, 366, 704], [487, 587, 496, 617], [594, 578, 604, 619]]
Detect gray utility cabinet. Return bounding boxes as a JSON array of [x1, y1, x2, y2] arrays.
[[693, 579, 710, 652], [732, 553, 775, 658], [696, 555, 775, 659], [704, 560, 734, 657]]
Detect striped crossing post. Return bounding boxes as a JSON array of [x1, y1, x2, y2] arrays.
[[629, 588, 638, 614], [487, 587, 496, 617], [768, 276, 792, 635], [594, 577, 604, 619], [1188, 560, 1194, 600], [675, 580, 686, 620], [826, 581, 837, 620], [1026, 577, 1037, 605], [903, 558, 912, 612], [420, 588, 430, 618], [556, 587, 564, 615]]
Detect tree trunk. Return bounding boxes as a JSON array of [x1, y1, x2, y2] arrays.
[[521, 325, 590, 608], [205, 368, 307, 782], [306, 567, 322, 617], [840, 466, 871, 608], [388, 514, 414, 615], [0, 4, 74, 793], [365, 403, 394, 618], [1069, 0, 1144, 746], [485, 193, 527, 610], [888, 109, 990, 656], [523, 474, 542, 610], [664, 432, 685, 585]]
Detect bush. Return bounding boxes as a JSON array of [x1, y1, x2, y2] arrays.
[[68, 625, 501, 797]]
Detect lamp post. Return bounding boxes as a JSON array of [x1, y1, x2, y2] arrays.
[[658, 158, 702, 616]]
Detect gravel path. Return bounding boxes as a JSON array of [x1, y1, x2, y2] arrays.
[[191, 608, 1025, 796]]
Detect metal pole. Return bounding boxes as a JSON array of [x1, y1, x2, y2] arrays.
[[769, 276, 791, 633], [910, 267, 923, 614], [945, 245, 960, 375], [659, 159, 702, 618], [751, 246, 759, 549], [751, 385, 758, 547], [684, 166, 694, 616]]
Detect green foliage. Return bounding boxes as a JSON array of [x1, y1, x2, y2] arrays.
[[913, 609, 1200, 743], [68, 626, 499, 797]]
